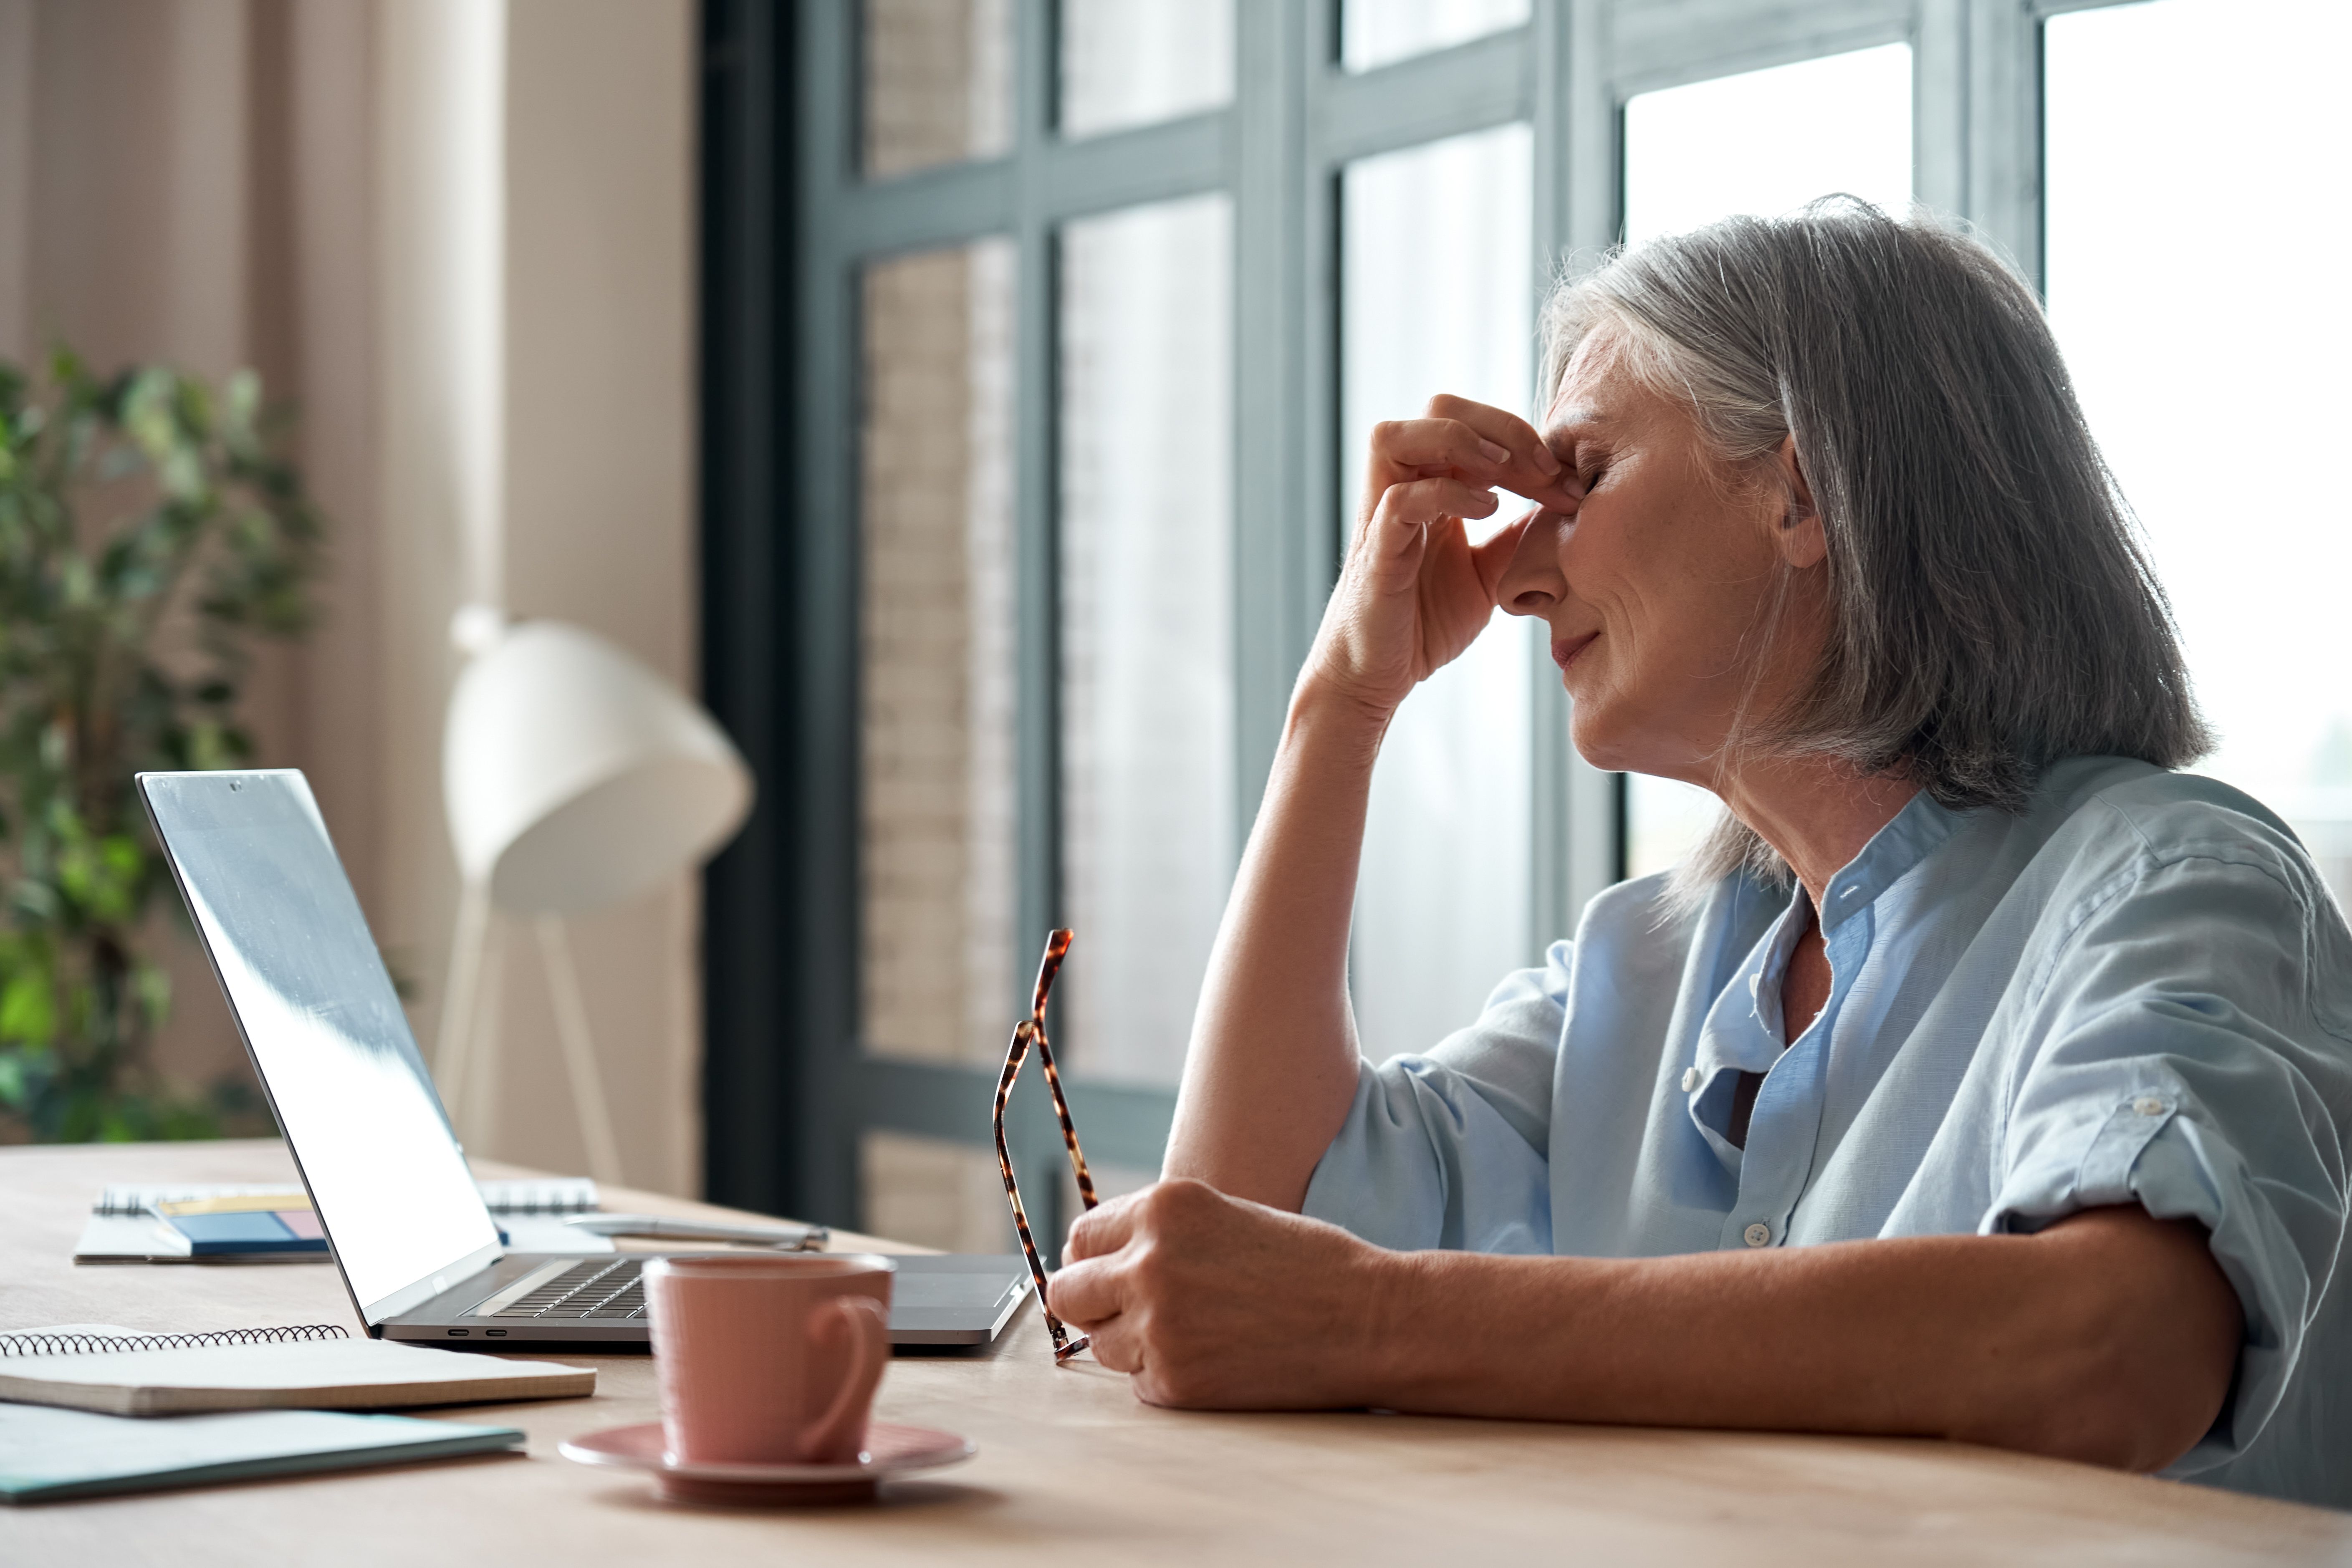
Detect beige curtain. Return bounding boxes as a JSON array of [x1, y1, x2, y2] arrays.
[[0, 0, 705, 1197]]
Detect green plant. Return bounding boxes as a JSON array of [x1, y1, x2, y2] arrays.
[[0, 349, 322, 1141]]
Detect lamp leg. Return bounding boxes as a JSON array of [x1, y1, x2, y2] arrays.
[[536, 915, 625, 1188], [435, 879, 493, 1133]]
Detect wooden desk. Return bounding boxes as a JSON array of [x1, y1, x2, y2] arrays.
[[3, 1141, 2345, 1565]]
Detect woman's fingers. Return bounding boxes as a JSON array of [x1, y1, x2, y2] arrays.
[[1045, 1253, 1122, 1327], [1367, 409, 1582, 520], [1424, 392, 1563, 482], [1420, 393, 1584, 515], [1370, 478, 1499, 536], [1365, 417, 1512, 485], [1352, 481, 1493, 591], [1311, 394, 1579, 715], [1064, 1189, 1145, 1262]]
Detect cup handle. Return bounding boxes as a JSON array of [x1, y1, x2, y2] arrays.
[[805, 1294, 889, 1462]]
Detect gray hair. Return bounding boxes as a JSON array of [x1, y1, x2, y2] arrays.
[[1538, 199, 2209, 895]]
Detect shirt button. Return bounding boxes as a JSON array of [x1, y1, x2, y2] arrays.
[[1743, 1222, 1772, 1248], [2133, 1096, 2165, 1118], [1681, 1067, 1703, 1093]]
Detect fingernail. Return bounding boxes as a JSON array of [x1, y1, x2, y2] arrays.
[[1534, 445, 1563, 475], [1478, 439, 1510, 464]]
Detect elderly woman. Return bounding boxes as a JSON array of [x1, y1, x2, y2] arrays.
[[1045, 205, 2352, 1505]]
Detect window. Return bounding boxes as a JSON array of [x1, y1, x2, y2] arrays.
[[1618, 41, 1915, 881], [700, 0, 2334, 1229], [1057, 195, 1236, 1084], [1059, 0, 1235, 136], [2045, 0, 2352, 909], [858, 240, 1018, 1074], [1343, 0, 1530, 73], [1344, 123, 1536, 1060], [861, 0, 1012, 177]]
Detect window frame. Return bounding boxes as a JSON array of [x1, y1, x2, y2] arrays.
[[700, 0, 2120, 1231]]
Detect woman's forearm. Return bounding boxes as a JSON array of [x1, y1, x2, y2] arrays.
[[1365, 1207, 2241, 1472], [1162, 686, 1391, 1208]]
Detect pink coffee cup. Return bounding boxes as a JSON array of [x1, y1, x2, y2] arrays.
[[644, 1253, 895, 1466]]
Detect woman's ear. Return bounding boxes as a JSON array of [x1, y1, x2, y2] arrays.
[[1771, 433, 1827, 569]]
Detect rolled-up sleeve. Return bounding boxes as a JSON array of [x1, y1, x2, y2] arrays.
[[1983, 851, 2352, 1474], [1300, 942, 1569, 1254]]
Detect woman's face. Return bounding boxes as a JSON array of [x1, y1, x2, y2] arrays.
[[1495, 329, 1828, 789]]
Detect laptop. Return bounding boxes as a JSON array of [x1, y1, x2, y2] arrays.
[[137, 768, 1033, 1349]]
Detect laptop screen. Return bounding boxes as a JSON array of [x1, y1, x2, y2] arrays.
[[140, 771, 501, 1323]]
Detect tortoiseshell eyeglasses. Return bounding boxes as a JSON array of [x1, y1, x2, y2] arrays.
[[992, 928, 1099, 1363]]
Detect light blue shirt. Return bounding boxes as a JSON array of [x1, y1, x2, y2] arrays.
[[1304, 756, 2352, 1506]]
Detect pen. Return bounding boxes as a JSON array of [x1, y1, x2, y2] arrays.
[[561, 1214, 829, 1250]]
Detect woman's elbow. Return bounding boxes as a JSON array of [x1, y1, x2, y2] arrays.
[[1965, 1208, 2243, 1473], [2013, 1358, 2233, 1474]]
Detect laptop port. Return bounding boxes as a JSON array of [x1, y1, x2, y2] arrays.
[[446, 1328, 469, 1336], [486, 1329, 508, 1336]]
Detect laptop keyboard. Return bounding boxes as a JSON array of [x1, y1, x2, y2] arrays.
[[489, 1258, 648, 1320]]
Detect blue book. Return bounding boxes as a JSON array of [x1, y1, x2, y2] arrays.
[[161, 1207, 327, 1255], [0, 1404, 523, 1502]]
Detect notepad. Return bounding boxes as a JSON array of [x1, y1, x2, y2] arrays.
[[0, 1403, 524, 1503], [0, 1324, 595, 1416]]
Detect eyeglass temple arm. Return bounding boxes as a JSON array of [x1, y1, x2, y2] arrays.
[[1024, 929, 1098, 1212], [994, 1020, 1089, 1361]]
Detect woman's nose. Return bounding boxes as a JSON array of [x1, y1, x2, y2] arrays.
[[1495, 510, 1570, 617]]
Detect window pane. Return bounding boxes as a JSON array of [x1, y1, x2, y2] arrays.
[[859, 241, 1019, 1065], [864, 0, 1013, 178], [1622, 43, 1912, 245], [2046, 0, 2352, 908], [861, 1129, 1016, 1252], [1341, 124, 1534, 1060], [1342, 0, 1529, 73], [1060, 0, 1234, 140], [1059, 196, 1235, 1085], [1618, 42, 1913, 879]]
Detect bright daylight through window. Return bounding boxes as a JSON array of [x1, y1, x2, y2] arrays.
[[1617, 42, 1913, 879], [1344, 124, 1536, 1062], [1342, 0, 1531, 73], [2045, 0, 2352, 909]]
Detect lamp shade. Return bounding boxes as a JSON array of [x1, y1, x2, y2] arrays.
[[443, 620, 753, 915]]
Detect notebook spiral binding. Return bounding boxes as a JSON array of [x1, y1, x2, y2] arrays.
[[0, 1324, 350, 1358]]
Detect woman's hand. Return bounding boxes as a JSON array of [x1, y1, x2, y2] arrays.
[[1046, 1179, 1394, 1409], [1305, 394, 1581, 721], [1158, 399, 1576, 1207]]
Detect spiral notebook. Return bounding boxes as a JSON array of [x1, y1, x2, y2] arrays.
[[0, 1323, 594, 1416]]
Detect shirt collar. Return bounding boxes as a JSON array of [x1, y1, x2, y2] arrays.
[[1814, 788, 1960, 935], [1681, 789, 1963, 1131]]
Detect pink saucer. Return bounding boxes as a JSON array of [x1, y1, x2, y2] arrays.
[[558, 1420, 975, 1506]]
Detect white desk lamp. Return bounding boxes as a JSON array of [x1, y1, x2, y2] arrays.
[[433, 613, 753, 1185]]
